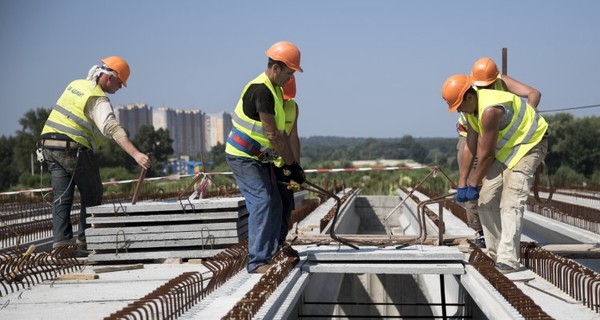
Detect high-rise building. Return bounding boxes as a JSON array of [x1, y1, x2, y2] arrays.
[[176, 109, 205, 158], [153, 107, 179, 154], [118, 104, 230, 160], [205, 112, 232, 153], [116, 103, 152, 138]]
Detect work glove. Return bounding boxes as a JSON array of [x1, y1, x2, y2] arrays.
[[284, 162, 306, 184], [465, 185, 480, 201], [455, 186, 468, 203]]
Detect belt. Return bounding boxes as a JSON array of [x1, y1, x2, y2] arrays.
[[42, 139, 86, 150], [230, 133, 262, 157], [227, 129, 279, 163]]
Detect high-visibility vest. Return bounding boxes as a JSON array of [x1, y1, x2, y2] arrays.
[[456, 76, 505, 138], [225, 73, 285, 160], [273, 99, 298, 167], [41, 79, 105, 149], [457, 113, 468, 138], [466, 89, 548, 169]]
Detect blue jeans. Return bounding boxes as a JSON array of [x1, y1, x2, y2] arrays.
[[43, 148, 102, 246], [273, 164, 295, 246], [226, 155, 282, 272]]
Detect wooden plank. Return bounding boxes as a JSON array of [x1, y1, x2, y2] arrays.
[[542, 243, 600, 259], [55, 274, 99, 280], [88, 210, 248, 223], [93, 264, 144, 274]]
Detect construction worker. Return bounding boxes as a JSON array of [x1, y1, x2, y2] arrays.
[[455, 57, 542, 248], [225, 41, 305, 274], [442, 74, 548, 274], [40, 56, 151, 256], [273, 75, 301, 247]]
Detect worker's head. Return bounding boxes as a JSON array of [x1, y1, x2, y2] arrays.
[[441, 74, 477, 114], [283, 75, 296, 100], [470, 57, 499, 87], [266, 41, 302, 87], [101, 56, 130, 88]]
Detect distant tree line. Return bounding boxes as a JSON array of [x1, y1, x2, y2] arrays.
[[0, 108, 598, 192]]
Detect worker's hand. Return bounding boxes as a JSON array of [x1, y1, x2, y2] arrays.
[[455, 186, 468, 202], [465, 185, 480, 201], [134, 152, 151, 169], [287, 181, 301, 192], [285, 162, 306, 184]]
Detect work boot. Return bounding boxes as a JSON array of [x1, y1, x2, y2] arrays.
[[495, 262, 518, 274], [75, 240, 89, 258], [474, 231, 486, 249]]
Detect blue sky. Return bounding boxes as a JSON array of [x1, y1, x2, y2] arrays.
[[1, 0, 598, 138]]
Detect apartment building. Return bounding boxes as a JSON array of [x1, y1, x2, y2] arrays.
[[119, 104, 231, 159]]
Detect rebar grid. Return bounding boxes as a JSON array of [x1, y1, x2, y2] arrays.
[[521, 242, 600, 313], [0, 245, 84, 297], [220, 244, 300, 320], [469, 247, 553, 319], [103, 241, 248, 320]]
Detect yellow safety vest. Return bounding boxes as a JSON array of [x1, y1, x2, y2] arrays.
[[466, 89, 548, 169], [225, 73, 285, 160], [41, 79, 105, 149], [456, 77, 505, 138], [273, 99, 298, 167]]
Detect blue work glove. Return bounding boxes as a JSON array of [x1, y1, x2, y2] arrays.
[[456, 186, 468, 202], [465, 185, 480, 201]]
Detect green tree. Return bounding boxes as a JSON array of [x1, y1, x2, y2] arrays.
[[0, 135, 17, 191], [12, 108, 51, 188], [132, 125, 174, 176]]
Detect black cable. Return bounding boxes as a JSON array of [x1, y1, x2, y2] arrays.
[[539, 103, 600, 113]]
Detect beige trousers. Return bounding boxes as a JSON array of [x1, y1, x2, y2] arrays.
[[457, 136, 481, 233], [478, 139, 547, 268]]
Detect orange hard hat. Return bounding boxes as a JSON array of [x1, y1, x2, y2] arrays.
[[101, 56, 130, 87], [441, 74, 472, 113], [283, 75, 296, 100], [266, 41, 303, 72], [470, 57, 499, 87]]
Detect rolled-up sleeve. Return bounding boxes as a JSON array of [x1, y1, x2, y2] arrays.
[[86, 96, 127, 140]]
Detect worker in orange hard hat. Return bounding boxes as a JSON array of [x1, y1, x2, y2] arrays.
[[225, 41, 305, 274], [272, 75, 301, 248], [454, 57, 542, 250], [40, 56, 151, 257], [442, 72, 549, 274]]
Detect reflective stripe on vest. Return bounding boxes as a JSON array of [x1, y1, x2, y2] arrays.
[[41, 79, 105, 149], [456, 113, 468, 137], [467, 89, 548, 169], [225, 73, 285, 160]]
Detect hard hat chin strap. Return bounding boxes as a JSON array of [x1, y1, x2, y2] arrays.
[[86, 65, 118, 87]]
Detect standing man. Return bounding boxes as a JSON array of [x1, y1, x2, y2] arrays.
[[455, 57, 543, 248], [225, 41, 305, 274], [41, 56, 151, 256], [442, 74, 548, 274], [273, 75, 301, 247]]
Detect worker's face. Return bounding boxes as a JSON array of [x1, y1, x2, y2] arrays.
[[103, 74, 123, 94], [457, 94, 477, 114], [273, 64, 295, 87]]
